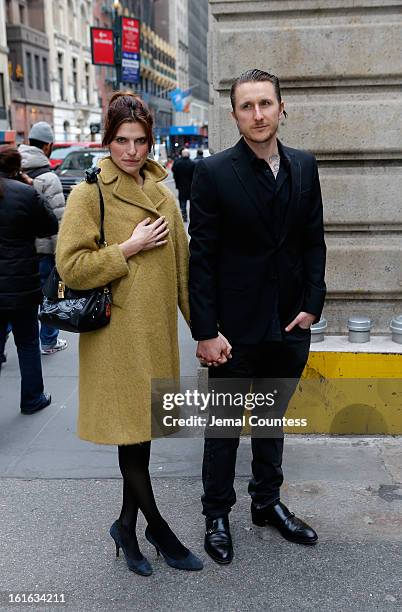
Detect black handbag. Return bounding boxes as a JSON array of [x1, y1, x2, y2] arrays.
[[38, 168, 112, 333]]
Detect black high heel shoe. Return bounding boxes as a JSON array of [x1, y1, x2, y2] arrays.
[[145, 526, 203, 571], [110, 520, 152, 576]]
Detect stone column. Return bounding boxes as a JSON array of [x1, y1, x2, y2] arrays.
[[209, 0, 402, 333]]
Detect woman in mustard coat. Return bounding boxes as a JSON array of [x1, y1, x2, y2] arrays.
[[56, 93, 203, 575]]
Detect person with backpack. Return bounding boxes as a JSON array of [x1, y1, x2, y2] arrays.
[[0, 145, 58, 413], [19, 122, 68, 355]]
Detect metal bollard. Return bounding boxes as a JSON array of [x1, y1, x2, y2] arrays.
[[310, 317, 327, 343], [390, 316, 402, 344], [347, 316, 372, 343]]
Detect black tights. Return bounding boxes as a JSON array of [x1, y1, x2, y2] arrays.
[[118, 442, 188, 559]]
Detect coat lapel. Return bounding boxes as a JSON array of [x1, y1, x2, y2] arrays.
[[277, 142, 301, 248], [99, 157, 168, 215]]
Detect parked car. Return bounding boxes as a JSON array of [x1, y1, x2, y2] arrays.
[[50, 142, 103, 169], [57, 149, 108, 200], [49, 146, 82, 169]]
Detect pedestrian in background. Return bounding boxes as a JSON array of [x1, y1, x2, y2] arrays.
[[19, 122, 67, 356], [172, 148, 195, 222], [56, 92, 203, 576], [193, 149, 204, 163], [0, 145, 58, 413]]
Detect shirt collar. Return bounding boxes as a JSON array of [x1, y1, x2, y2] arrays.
[[240, 137, 289, 169]]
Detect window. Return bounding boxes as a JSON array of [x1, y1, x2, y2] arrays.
[[0, 73, 6, 119], [63, 120, 70, 141], [68, 0, 74, 38], [81, 5, 87, 45], [85, 62, 90, 104], [34, 55, 41, 90], [72, 57, 78, 102], [57, 52, 64, 100], [52, 0, 60, 29], [5, 0, 12, 23], [19, 3, 26, 24], [42, 57, 49, 91], [26, 52, 33, 89]]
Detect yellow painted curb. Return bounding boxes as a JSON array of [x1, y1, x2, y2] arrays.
[[284, 351, 402, 434]]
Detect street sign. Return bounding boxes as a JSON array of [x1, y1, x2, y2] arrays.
[[90, 27, 115, 66], [121, 17, 140, 84]]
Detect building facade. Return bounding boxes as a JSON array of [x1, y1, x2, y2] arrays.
[[154, 0, 209, 152], [44, 0, 102, 143], [0, 0, 11, 137], [188, 0, 208, 128], [6, 0, 53, 142], [93, 0, 176, 144]]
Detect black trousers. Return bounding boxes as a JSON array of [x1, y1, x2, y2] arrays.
[[178, 196, 189, 220], [202, 328, 311, 518]]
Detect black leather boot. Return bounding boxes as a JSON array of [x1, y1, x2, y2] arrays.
[[204, 516, 233, 564]]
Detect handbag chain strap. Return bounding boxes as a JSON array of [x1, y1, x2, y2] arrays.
[[85, 167, 107, 247]]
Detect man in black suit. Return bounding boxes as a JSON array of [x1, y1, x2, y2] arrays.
[[189, 69, 326, 564], [172, 148, 195, 222]]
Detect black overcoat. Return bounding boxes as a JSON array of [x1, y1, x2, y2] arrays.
[[172, 157, 195, 200]]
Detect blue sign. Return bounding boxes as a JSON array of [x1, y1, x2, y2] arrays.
[[122, 52, 140, 84], [169, 125, 200, 136]]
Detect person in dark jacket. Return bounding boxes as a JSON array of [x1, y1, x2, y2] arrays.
[[0, 145, 58, 414], [171, 148, 195, 222], [193, 149, 204, 163]]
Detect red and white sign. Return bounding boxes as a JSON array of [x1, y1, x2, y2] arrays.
[[90, 28, 115, 66], [121, 18, 140, 53]]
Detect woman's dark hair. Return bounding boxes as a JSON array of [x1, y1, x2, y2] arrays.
[[102, 91, 154, 150], [230, 69, 288, 118], [0, 145, 22, 198]]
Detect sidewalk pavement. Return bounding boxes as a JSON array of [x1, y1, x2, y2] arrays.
[[0, 302, 401, 611]]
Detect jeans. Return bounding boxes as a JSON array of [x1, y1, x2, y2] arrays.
[[202, 328, 311, 518], [0, 307, 48, 411], [39, 254, 59, 348]]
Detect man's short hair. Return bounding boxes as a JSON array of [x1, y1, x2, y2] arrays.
[[230, 69, 288, 118], [181, 149, 190, 158]]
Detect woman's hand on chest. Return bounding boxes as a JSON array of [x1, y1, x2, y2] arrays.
[[119, 216, 169, 260]]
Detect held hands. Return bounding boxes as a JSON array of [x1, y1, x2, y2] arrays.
[[196, 332, 232, 368], [120, 216, 169, 260], [285, 311, 316, 332]]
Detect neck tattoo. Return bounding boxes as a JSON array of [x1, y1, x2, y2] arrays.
[[268, 154, 280, 179]]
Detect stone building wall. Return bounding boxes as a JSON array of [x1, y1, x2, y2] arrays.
[[208, 0, 402, 333]]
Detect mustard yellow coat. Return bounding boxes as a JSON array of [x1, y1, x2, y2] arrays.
[[56, 156, 190, 445]]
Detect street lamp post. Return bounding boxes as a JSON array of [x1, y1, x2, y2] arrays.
[[112, 0, 122, 90]]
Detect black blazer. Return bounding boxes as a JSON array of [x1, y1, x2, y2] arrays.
[[0, 175, 58, 310], [189, 138, 326, 344]]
